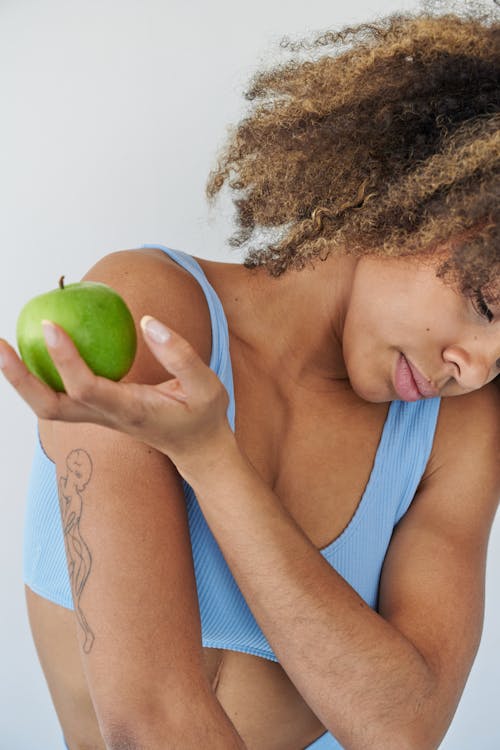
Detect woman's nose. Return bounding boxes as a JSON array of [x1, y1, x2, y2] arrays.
[[442, 346, 496, 391]]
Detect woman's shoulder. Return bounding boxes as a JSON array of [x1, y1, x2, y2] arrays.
[[424, 381, 500, 493], [81, 246, 213, 372], [435, 381, 500, 440]]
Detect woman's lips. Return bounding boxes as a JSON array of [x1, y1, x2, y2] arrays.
[[394, 354, 439, 401], [394, 354, 420, 401]]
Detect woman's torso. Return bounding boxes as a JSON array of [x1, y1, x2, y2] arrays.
[[35, 247, 412, 749], [194, 251, 392, 748]]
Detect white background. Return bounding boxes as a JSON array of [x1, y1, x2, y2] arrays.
[[0, 1, 499, 748]]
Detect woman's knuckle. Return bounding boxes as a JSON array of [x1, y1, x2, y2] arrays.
[[38, 396, 62, 420], [219, 386, 230, 410], [213, 380, 228, 403], [67, 381, 93, 403], [13, 367, 34, 393], [126, 409, 146, 429], [121, 399, 148, 429], [39, 405, 58, 420]]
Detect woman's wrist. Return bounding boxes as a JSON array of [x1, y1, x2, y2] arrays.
[[175, 426, 242, 489]]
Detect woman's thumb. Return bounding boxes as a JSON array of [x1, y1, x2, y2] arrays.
[[140, 315, 211, 396], [141, 315, 173, 346]]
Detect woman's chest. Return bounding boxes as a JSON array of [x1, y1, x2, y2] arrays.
[[229, 338, 390, 550]]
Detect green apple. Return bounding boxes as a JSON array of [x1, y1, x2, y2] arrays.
[[16, 276, 137, 392]]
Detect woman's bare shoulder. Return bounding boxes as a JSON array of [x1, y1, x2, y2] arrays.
[[82, 246, 213, 370], [424, 381, 500, 496], [434, 380, 500, 440]]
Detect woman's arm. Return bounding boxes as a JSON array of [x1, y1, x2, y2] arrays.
[[27, 251, 246, 750], [180, 384, 500, 750]]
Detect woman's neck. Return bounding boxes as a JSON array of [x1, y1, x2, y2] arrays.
[[203, 252, 358, 390]]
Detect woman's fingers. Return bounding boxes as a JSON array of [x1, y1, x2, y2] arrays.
[[1, 314, 229, 459], [41, 321, 115, 406], [0, 336, 104, 424], [40, 321, 152, 428], [0, 324, 143, 430]]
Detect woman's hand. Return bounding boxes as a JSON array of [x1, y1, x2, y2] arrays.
[[0, 315, 235, 474]]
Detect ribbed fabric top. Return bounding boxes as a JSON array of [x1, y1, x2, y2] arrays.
[[23, 245, 441, 750]]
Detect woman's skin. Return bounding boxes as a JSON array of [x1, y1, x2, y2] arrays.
[[2, 245, 500, 749]]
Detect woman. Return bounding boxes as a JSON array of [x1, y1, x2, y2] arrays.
[[1, 3, 499, 749]]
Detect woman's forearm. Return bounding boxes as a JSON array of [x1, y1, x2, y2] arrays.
[[182, 439, 437, 750]]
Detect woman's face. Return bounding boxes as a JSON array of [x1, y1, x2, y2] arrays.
[[342, 254, 500, 403]]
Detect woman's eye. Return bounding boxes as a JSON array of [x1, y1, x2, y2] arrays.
[[473, 291, 494, 323]]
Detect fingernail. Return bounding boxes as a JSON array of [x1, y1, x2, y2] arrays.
[[0, 351, 5, 369], [42, 320, 60, 347], [141, 315, 171, 344]]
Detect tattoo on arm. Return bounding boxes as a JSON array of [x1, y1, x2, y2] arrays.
[[58, 448, 95, 654]]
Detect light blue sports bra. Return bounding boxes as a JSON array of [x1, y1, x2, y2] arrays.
[[23, 245, 441, 750]]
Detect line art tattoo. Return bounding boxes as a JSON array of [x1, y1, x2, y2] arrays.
[[59, 449, 95, 653]]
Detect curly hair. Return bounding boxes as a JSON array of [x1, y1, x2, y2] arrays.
[[206, 0, 499, 302]]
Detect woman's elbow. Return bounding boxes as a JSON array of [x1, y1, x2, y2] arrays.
[[97, 697, 188, 750], [98, 692, 248, 750], [101, 723, 142, 750]]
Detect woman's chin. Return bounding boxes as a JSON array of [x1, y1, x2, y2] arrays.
[[348, 374, 392, 404]]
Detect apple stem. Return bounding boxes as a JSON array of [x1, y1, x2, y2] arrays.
[[59, 275, 65, 290]]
